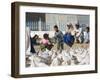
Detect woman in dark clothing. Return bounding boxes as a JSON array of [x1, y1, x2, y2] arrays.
[[30, 35, 39, 54]]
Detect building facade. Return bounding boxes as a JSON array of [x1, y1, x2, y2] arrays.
[[26, 12, 89, 38]]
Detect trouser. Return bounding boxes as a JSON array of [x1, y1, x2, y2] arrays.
[[57, 42, 64, 51], [76, 36, 83, 43]]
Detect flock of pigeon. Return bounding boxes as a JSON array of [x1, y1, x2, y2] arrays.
[[25, 27, 90, 67], [26, 47, 90, 67]]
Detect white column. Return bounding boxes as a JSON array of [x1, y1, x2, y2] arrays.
[[38, 17, 42, 31]]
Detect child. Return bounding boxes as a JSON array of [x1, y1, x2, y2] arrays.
[[53, 25, 64, 51], [40, 33, 53, 51], [75, 24, 84, 43], [84, 27, 89, 43]]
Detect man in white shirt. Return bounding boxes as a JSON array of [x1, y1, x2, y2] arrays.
[[75, 24, 84, 43]]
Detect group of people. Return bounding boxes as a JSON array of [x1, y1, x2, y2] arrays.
[[30, 23, 90, 54]]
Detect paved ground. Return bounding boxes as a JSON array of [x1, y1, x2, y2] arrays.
[[34, 43, 89, 52], [26, 43, 89, 67]]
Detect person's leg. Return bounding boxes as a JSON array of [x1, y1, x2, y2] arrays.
[[76, 37, 80, 43], [57, 43, 60, 50], [58, 42, 63, 52], [40, 44, 46, 51], [31, 46, 36, 54], [61, 43, 64, 50], [79, 35, 84, 43]]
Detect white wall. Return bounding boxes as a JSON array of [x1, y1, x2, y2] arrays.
[[31, 31, 66, 38], [31, 31, 55, 38], [0, 0, 100, 80]]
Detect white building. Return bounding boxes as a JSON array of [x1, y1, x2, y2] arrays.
[[26, 13, 89, 38]]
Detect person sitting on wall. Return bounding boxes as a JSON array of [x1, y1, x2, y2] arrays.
[[40, 33, 54, 51], [30, 34, 39, 54]]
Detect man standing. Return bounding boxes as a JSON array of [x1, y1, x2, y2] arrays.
[[53, 25, 64, 51], [75, 24, 84, 43]]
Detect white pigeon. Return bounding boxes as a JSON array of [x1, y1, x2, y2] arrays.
[[32, 55, 48, 67], [50, 57, 61, 66]]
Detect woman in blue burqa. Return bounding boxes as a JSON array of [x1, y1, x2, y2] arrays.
[[63, 23, 75, 47]]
